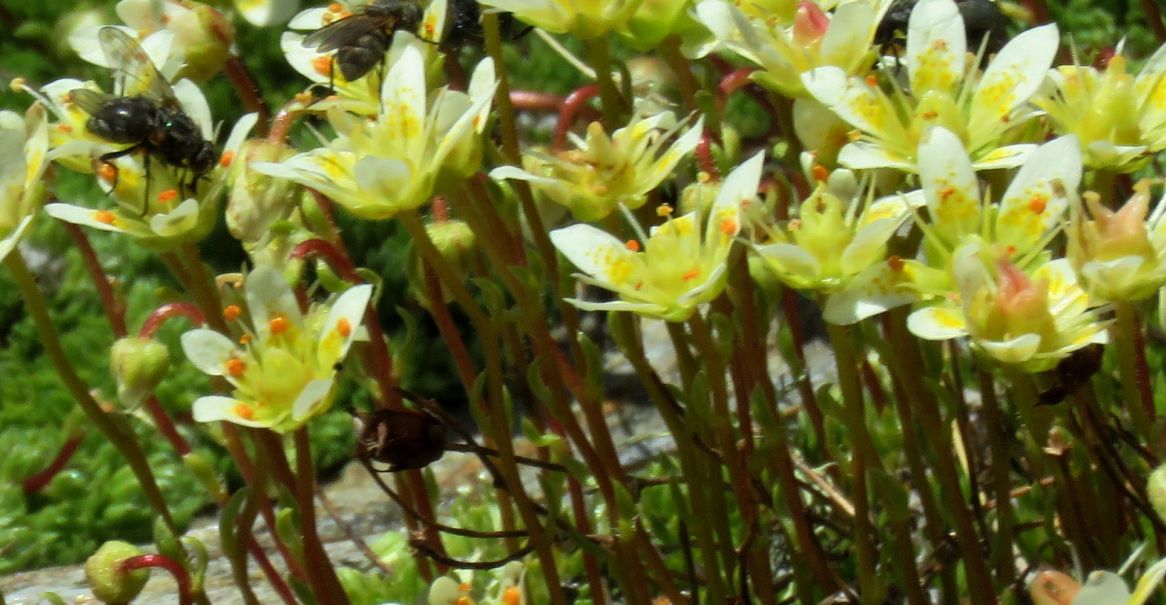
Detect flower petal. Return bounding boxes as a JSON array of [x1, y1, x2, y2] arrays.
[[907, 304, 968, 340], [192, 395, 274, 428], [968, 24, 1059, 145], [996, 135, 1081, 255], [181, 329, 240, 376], [246, 265, 304, 332], [291, 378, 336, 422], [906, 0, 966, 95], [918, 126, 980, 243]]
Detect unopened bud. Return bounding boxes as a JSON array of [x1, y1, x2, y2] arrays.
[[411, 220, 476, 305], [226, 139, 299, 246], [1148, 463, 1166, 522], [173, 2, 235, 82], [86, 541, 149, 603], [110, 337, 170, 407]]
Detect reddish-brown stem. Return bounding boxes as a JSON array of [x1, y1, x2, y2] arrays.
[[121, 554, 193, 605], [293, 428, 349, 605], [224, 55, 271, 135], [267, 103, 301, 145], [1021, 0, 1051, 23], [22, 434, 84, 494], [1143, 0, 1166, 43], [553, 84, 600, 151], [717, 68, 757, 113], [62, 222, 126, 336], [246, 536, 298, 605], [431, 196, 450, 223], [290, 239, 361, 282], [509, 90, 565, 112], [306, 191, 353, 259], [145, 397, 192, 456], [140, 302, 207, 338], [696, 134, 719, 178], [421, 264, 477, 390]]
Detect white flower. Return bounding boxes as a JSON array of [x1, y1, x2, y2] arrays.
[[181, 266, 372, 432], [0, 104, 51, 262], [257, 35, 497, 220]]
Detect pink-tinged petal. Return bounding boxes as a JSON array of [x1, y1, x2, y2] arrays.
[[997, 135, 1081, 255], [968, 24, 1059, 143], [906, 0, 966, 95], [318, 284, 373, 366], [977, 333, 1042, 363], [907, 304, 968, 340], [803, 68, 908, 144], [838, 141, 912, 171], [550, 224, 636, 287], [246, 265, 303, 331], [147, 198, 200, 237], [918, 126, 980, 242], [291, 378, 336, 422], [0, 214, 34, 263], [192, 395, 273, 428], [823, 261, 922, 325], [181, 329, 240, 376], [970, 144, 1035, 170]]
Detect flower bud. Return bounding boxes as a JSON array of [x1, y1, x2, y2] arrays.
[[226, 139, 300, 247], [110, 337, 171, 408], [86, 541, 150, 603], [1149, 463, 1166, 523], [172, 2, 235, 82], [410, 219, 476, 304]]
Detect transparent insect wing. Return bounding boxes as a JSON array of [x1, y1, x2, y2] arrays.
[[98, 27, 177, 105], [303, 13, 390, 51], [68, 88, 115, 116]]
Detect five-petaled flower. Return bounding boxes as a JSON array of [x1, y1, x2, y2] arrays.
[[548, 152, 757, 322], [257, 35, 497, 220], [181, 266, 372, 432], [801, 0, 1058, 171], [491, 112, 703, 222]]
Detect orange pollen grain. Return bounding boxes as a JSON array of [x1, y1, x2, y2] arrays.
[[682, 268, 701, 281], [625, 239, 641, 252], [459, 582, 472, 592], [233, 404, 255, 420], [887, 255, 904, 272], [226, 357, 246, 377], [336, 317, 352, 337], [313, 56, 334, 76], [328, 2, 342, 11], [656, 204, 674, 217], [239, 334, 252, 345], [269, 315, 290, 334], [157, 188, 179, 204], [98, 164, 118, 182], [219, 150, 235, 168], [501, 587, 522, 605], [1028, 195, 1047, 214], [94, 209, 117, 224], [720, 219, 738, 235], [223, 305, 242, 322], [811, 164, 828, 182], [455, 598, 471, 605], [865, 75, 878, 87]]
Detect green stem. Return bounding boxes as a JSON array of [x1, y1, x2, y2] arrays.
[[1113, 301, 1156, 450], [582, 36, 625, 127], [4, 250, 179, 534], [823, 322, 879, 603]]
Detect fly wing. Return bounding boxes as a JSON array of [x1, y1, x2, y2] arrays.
[[302, 14, 390, 52], [69, 89, 115, 116], [98, 27, 178, 106]]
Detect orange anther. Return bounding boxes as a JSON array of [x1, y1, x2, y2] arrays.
[[811, 164, 828, 182], [94, 209, 117, 224], [223, 304, 242, 322], [98, 163, 118, 182], [720, 219, 738, 235], [239, 334, 252, 345], [865, 74, 878, 87], [269, 315, 290, 334], [226, 357, 246, 377], [887, 255, 904, 272], [328, 2, 342, 11], [625, 240, 641, 252], [219, 150, 236, 168], [501, 587, 522, 605], [1028, 194, 1047, 214], [682, 268, 701, 281], [938, 186, 955, 201], [656, 204, 674, 217], [157, 188, 179, 204], [336, 317, 352, 337], [455, 598, 471, 605], [233, 404, 255, 420], [313, 56, 334, 76]]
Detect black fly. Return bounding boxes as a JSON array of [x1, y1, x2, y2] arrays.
[[301, 0, 424, 83], [875, 0, 1009, 62], [70, 27, 215, 216]]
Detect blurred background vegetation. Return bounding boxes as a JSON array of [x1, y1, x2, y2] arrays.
[[0, 0, 1158, 574]]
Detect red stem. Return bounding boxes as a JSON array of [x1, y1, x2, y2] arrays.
[[139, 302, 207, 338], [510, 90, 566, 113], [224, 55, 271, 136], [717, 68, 757, 113], [290, 239, 361, 282], [62, 222, 127, 337], [121, 554, 193, 605], [553, 84, 600, 151], [22, 434, 84, 494], [1143, 0, 1166, 44], [696, 134, 718, 179]]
